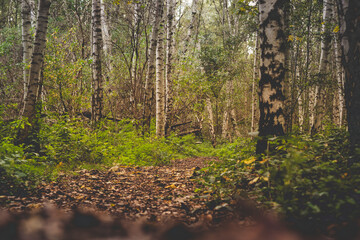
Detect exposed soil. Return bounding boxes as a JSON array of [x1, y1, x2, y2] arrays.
[[0, 157, 236, 224]]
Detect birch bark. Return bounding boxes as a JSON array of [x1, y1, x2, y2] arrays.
[[143, 0, 163, 133], [156, 7, 166, 137], [311, 0, 333, 134], [18, 0, 51, 144], [22, 0, 33, 100], [91, 0, 103, 122], [339, 0, 360, 157], [256, 0, 288, 154], [165, 0, 176, 135]]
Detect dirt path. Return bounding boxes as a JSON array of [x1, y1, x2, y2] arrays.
[[1, 157, 234, 224]]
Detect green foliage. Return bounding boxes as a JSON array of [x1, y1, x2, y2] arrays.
[[44, 28, 92, 114], [194, 138, 256, 200], [0, 119, 51, 195], [197, 129, 360, 232], [41, 117, 212, 167], [0, 114, 214, 195]]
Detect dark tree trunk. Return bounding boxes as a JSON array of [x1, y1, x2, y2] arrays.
[[256, 0, 288, 154], [91, 0, 103, 123], [17, 0, 51, 146], [339, 0, 360, 159]]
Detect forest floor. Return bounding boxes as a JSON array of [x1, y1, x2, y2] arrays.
[[0, 157, 239, 225]]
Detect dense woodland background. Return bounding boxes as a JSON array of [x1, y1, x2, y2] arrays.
[[0, 0, 360, 237]]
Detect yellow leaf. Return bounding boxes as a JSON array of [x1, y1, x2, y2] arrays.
[[243, 157, 256, 165], [165, 184, 177, 189], [333, 25, 340, 33], [261, 176, 269, 181], [222, 176, 231, 181], [249, 177, 259, 185], [287, 35, 294, 42], [259, 158, 268, 164]]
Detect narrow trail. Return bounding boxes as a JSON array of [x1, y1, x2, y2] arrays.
[[1, 157, 234, 224]]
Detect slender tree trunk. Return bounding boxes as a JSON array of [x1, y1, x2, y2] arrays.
[[91, 0, 103, 122], [334, 38, 345, 126], [165, 0, 176, 135], [130, 2, 141, 115], [18, 0, 51, 145], [206, 98, 216, 147], [143, 0, 163, 134], [222, 80, 233, 139], [21, 0, 33, 101], [251, 29, 259, 133], [184, 0, 199, 52], [256, 0, 288, 154], [156, 8, 166, 137], [339, 0, 360, 158], [333, 3, 345, 127], [311, 0, 333, 134], [100, 0, 112, 73], [303, 0, 313, 133]]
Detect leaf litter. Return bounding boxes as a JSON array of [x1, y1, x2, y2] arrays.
[[0, 157, 236, 225]]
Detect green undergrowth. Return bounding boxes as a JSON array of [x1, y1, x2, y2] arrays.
[[0, 114, 214, 196], [196, 127, 360, 234]]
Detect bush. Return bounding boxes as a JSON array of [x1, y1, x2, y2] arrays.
[[41, 117, 212, 167], [197, 128, 360, 233], [0, 139, 51, 195]]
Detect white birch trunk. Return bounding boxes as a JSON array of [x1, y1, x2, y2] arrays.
[[100, 0, 112, 72], [165, 0, 176, 135], [22, 0, 33, 101], [311, 0, 332, 134], [91, 0, 103, 122], [19, 0, 51, 143], [206, 98, 216, 147], [143, 0, 163, 132], [256, 0, 288, 154], [332, 3, 345, 127], [251, 30, 259, 133], [156, 9, 166, 137]]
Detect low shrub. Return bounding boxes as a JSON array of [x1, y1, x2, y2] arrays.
[[197, 128, 360, 233]]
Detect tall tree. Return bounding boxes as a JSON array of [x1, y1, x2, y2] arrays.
[[165, 0, 176, 135], [21, 0, 33, 100], [184, 0, 199, 53], [251, 28, 260, 133], [332, 3, 345, 127], [143, 0, 163, 133], [256, 0, 288, 154], [130, 1, 141, 115], [100, 0, 112, 72], [311, 0, 332, 134], [18, 0, 51, 145], [155, 4, 165, 137], [338, 0, 360, 158], [91, 0, 103, 122]]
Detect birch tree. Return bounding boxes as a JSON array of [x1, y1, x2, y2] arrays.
[[256, 0, 288, 154], [91, 0, 103, 122], [311, 0, 332, 134], [251, 29, 259, 133], [338, 0, 360, 158], [130, 1, 141, 114], [21, 0, 33, 100], [332, 3, 345, 127], [184, 0, 199, 53], [165, 0, 176, 135], [100, 0, 112, 72], [143, 0, 163, 133], [18, 0, 51, 144], [156, 4, 165, 137]]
